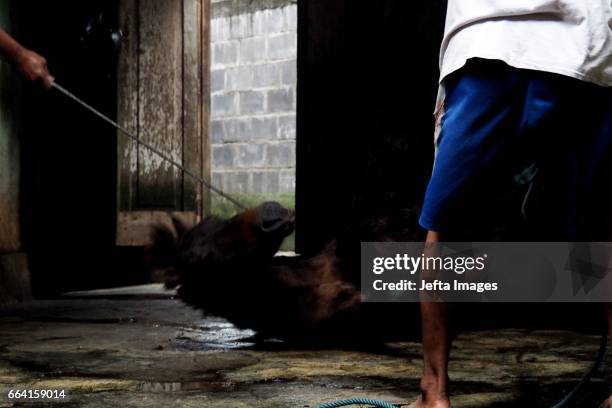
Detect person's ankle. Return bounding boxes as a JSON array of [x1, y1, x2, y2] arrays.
[[420, 376, 449, 402]]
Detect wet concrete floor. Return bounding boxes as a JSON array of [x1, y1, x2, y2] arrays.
[[0, 287, 610, 407]]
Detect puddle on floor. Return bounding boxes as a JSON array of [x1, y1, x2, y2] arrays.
[[174, 319, 257, 351]]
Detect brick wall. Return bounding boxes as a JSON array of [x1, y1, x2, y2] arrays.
[[210, 0, 297, 195]]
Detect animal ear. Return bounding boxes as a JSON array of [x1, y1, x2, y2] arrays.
[[171, 215, 194, 237]]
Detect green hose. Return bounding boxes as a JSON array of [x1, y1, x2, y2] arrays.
[[316, 398, 399, 408]]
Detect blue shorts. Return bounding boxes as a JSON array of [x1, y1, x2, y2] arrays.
[[419, 59, 612, 238]]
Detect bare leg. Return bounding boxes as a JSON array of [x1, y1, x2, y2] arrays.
[[404, 231, 451, 408]]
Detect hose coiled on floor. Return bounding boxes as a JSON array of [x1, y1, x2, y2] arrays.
[[317, 398, 399, 408]]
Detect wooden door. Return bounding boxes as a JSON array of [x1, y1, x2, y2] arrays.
[[116, 0, 211, 245]]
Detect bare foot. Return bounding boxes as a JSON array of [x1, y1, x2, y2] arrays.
[[401, 378, 451, 408], [401, 375, 450, 408], [601, 394, 612, 408], [401, 396, 450, 408]]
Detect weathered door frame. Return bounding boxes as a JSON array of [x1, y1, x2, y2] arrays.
[[116, 0, 211, 245]]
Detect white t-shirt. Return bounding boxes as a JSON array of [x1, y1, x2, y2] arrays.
[[436, 0, 612, 111]]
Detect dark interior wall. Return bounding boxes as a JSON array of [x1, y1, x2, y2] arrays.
[[296, 0, 447, 253], [16, 1, 132, 296]]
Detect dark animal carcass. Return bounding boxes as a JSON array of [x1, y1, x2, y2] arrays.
[[148, 202, 604, 342], [148, 202, 423, 342]]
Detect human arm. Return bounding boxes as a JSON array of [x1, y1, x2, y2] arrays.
[[0, 28, 54, 89]]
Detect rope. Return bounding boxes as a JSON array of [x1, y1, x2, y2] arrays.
[[514, 163, 540, 220], [52, 82, 246, 210]]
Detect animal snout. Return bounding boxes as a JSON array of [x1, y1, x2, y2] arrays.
[[258, 201, 295, 233]]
